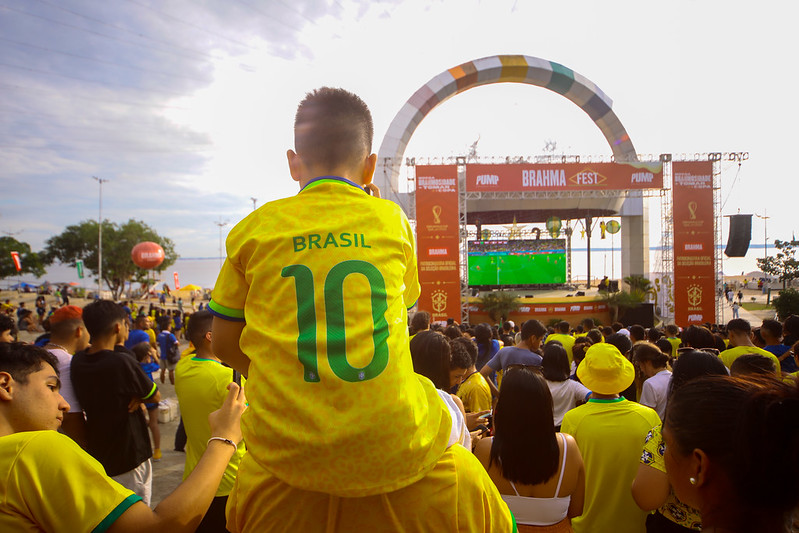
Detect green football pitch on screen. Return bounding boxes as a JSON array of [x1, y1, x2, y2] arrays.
[[468, 252, 566, 286]]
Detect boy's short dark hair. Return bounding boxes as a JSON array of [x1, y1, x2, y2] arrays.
[[449, 338, 473, 370], [0, 314, 17, 336], [726, 318, 751, 334], [520, 320, 546, 341], [0, 342, 59, 383], [82, 300, 127, 338], [760, 319, 783, 340], [294, 87, 373, 171], [186, 310, 214, 346], [450, 337, 477, 368]]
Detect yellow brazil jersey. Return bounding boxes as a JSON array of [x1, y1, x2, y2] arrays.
[[209, 177, 451, 497], [0, 431, 140, 532], [562, 398, 661, 533], [667, 337, 681, 358], [546, 333, 576, 364], [175, 356, 246, 497], [457, 371, 492, 413], [719, 345, 781, 371]]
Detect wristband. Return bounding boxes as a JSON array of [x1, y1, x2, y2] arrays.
[[207, 436, 237, 453]]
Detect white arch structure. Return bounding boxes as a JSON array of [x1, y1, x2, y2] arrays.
[[374, 54, 649, 279]]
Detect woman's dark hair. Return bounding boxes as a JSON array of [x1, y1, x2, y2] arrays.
[[475, 323, 492, 351], [586, 329, 603, 345], [542, 343, 570, 382], [681, 325, 716, 349], [409, 311, 430, 336], [668, 349, 728, 398], [444, 325, 462, 340], [712, 334, 728, 353], [655, 338, 674, 357], [632, 341, 670, 369], [490, 367, 559, 485], [410, 330, 451, 390], [572, 336, 592, 365], [666, 376, 799, 518]]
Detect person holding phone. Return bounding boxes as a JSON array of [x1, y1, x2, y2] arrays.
[[175, 310, 246, 532]]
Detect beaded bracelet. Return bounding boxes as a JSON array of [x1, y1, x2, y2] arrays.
[[207, 436, 237, 453]]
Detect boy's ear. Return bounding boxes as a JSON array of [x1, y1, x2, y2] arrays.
[[287, 150, 303, 183], [362, 153, 377, 184], [0, 372, 13, 400]]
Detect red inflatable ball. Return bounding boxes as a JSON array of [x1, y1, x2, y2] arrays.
[[131, 241, 165, 269]]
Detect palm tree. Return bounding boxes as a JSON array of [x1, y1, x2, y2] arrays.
[[478, 291, 520, 323]]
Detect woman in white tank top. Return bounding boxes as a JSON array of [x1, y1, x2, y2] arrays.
[[474, 367, 585, 532]]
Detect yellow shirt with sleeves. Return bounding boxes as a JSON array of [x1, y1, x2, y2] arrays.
[[175, 355, 246, 497], [209, 177, 451, 497], [0, 431, 140, 533], [640, 424, 702, 530], [226, 442, 516, 533], [561, 397, 661, 533], [546, 333, 576, 364], [719, 345, 781, 371], [457, 371, 492, 413], [667, 337, 681, 357]]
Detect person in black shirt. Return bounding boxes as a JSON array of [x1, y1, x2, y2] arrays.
[[71, 300, 160, 505]]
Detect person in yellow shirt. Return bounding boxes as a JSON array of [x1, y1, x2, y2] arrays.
[[209, 87, 513, 532], [719, 318, 781, 372], [453, 337, 493, 414], [547, 321, 576, 365], [0, 341, 246, 533], [175, 310, 247, 532]]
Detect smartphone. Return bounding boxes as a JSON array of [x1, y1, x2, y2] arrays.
[[478, 411, 492, 419], [232, 369, 241, 386]]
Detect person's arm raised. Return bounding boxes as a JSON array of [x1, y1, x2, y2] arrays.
[[211, 317, 251, 377], [107, 383, 246, 533]]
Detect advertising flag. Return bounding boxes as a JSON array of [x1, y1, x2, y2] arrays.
[[10, 251, 21, 272], [415, 165, 461, 323], [75, 259, 84, 279], [672, 161, 716, 326], [173, 271, 180, 290]]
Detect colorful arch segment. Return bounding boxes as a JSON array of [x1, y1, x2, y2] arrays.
[[376, 55, 638, 204]]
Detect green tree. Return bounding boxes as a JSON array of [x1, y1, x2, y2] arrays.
[[756, 240, 799, 289], [772, 288, 799, 321], [478, 291, 520, 323], [0, 236, 46, 280], [44, 219, 177, 300]]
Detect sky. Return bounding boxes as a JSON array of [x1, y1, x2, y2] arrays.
[[0, 0, 796, 276]]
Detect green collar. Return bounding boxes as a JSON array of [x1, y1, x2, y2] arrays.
[[588, 397, 625, 404]]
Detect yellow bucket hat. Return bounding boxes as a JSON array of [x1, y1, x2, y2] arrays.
[[577, 343, 635, 395]]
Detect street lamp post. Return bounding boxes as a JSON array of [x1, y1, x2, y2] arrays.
[[92, 176, 108, 297], [250, 197, 257, 211], [755, 211, 770, 263], [215, 218, 228, 271]]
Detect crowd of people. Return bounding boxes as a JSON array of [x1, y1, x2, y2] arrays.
[[1, 87, 798, 533]]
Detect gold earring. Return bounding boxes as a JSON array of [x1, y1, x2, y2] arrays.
[[689, 477, 697, 485]]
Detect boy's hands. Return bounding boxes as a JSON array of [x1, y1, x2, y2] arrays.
[[363, 183, 381, 198], [208, 382, 247, 445]]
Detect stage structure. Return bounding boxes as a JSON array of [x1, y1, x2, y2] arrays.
[[375, 54, 722, 326]]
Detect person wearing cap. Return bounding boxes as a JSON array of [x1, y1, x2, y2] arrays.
[[561, 343, 660, 533], [44, 305, 90, 448]]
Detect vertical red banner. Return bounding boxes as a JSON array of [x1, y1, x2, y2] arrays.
[[672, 161, 716, 326], [415, 165, 461, 323], [173, 272, 180, 290]]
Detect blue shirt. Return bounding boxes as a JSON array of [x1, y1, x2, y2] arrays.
[[124, 329, 150, 350], [486, 345, 542, 371], [765, 344, 796, 373]]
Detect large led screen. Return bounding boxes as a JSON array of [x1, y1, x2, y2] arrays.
[[468, 239, 566, 287]]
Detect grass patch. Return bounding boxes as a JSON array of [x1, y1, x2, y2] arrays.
[[741, 302, 773, 311]]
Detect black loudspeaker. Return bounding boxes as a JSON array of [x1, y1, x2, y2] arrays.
[[725, 214, 752, 257]]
